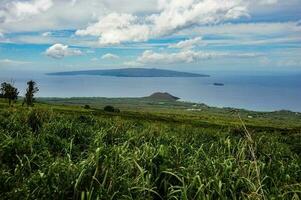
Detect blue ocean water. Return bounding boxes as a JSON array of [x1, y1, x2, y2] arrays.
[[1, 71, 301, 112]]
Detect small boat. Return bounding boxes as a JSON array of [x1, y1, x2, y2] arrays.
[[213, 83, 224, 86]]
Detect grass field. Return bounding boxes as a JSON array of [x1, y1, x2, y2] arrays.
[[0, 98, 300, 199]]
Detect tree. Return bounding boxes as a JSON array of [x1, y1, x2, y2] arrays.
[[24, 80, 39, 106], [104, 105, 120, 113], [83, 104, 91, 109], [0, 82, 19, 106]]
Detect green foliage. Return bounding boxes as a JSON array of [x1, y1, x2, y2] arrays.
[[83, 105, 91, 109], [0, 105, 300, 199], [24, 80, 39, 107], [104, 105, 120, 113], [27, 108, 51, 133], [0, 82, 19, 106]]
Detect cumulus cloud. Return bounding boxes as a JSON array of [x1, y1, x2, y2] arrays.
[[135, 49, 263, 65], [101, 53, 119, 59], [0, 0, 107, 32], [0, 0, 291, 47], [168, 37, 204, 49], [76, 0, 254, 45], [12, 0, 53, 17], [0, 0, 294, 37], [136, 50, 209, 64], [0, 0, 53, 23], [76, 13, 151, 45], [151, 0, 249, 35], [45, 43, 83, 59]]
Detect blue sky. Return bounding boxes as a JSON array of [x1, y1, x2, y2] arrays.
[[0, 0, 301, 73]]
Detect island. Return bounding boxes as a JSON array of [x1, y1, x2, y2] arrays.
[[213, 83, 224, 86], [47, 68, 209, 77], [146, 92, 180, 101]]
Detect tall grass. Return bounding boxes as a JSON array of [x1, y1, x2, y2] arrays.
[[0, 107, 300, 199]]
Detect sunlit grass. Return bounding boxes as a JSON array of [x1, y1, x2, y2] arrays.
[[0, 101, 300, 199]]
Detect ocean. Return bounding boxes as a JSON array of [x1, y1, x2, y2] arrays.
[[1, 71, 301, 112]]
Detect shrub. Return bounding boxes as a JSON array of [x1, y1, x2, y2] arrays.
[[83, 105, 90, 109], [27, 108, 51, 133], [104, 105, 116, 112]]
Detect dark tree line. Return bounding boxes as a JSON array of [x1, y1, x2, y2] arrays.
[[0, 80, 39, 106]]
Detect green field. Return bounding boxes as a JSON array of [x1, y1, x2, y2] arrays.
[[0, 98, 300, 199]]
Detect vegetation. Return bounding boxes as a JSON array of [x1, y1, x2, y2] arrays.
[[147, 92, 180, 101], [0, 82, 19, 106], [23, 80, 39, 107], [0, 98, 300, 199], [104, 105, 120, 113], [83, 105, 91, 109], [38, 96, 301, 128]]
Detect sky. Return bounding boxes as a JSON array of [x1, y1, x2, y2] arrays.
[[0, 0, 301, 73]]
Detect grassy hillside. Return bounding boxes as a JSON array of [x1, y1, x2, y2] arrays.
[[0, 98, 300, 199], [38, 97, 301, 129]]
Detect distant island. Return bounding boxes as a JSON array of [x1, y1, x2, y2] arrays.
[[146, 92, 180, 101], [47, 68, 209, 77], [213, 83, 224, 86]]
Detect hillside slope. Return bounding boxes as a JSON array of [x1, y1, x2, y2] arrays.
[[0, 99, 300, 199]]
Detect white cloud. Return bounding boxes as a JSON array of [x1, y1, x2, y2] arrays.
[[76, 13, 151, 45], [7, 21, 300, 48], [135, 49, 263, 65], [0, 0, 53, 23], [168, 37, 204, 49], [193, 21, 301, 36], [0, 59, 31, 65], [91, 57, 98, 62], [137, 50, 208, 64], [182, 21, 301, 47], [0, 0, 294, 37], [45, 43, 83, 59], [76, 0, 254, 45], [42, 31, 51, 37], [101, 53, 119, 59], [258, 0, 278, 5], [149, 0, 249, 35], [102, 0, 157, 13], [277, 60, 301, 67], [13, 0, 53, 17], [0, 31, 11, 43], [0, 0, 107, 32], [123, 61, 143, 67]]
